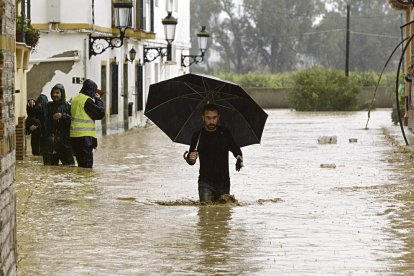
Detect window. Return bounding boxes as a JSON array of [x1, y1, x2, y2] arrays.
[[136, 63, 143, 111], [110, 62, 119, 115], [101, 64, 108, 135]]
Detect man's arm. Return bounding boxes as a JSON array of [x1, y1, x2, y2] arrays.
[[84, 97, 105, 120], [227, 129, 243, 171], [186, 131, 199, 165], [227, 129, 242, 159]]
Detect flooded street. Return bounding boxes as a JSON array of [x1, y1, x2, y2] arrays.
[[16, 109, 414, 275]]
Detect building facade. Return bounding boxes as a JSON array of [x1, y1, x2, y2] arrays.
[[29, 0, 191, 135], [388, 0, 414, 131], [0, 0, 18, 274]]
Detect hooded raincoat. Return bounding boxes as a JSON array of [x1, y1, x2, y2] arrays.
[[42, 84, 75, 165], [26, 94, 48, 155]]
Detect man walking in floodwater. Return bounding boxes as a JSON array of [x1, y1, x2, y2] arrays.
[[185, 103, 243, 203]]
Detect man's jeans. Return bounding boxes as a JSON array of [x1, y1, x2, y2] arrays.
[[198, 179, 229, 203]]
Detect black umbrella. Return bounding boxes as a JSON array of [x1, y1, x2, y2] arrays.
[[144, 73, 268, 147]]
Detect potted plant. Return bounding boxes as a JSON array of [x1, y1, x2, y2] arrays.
[[25, 26, 40, 51], [16, 17, 40, 51]]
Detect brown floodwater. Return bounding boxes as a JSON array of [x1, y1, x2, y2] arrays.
[[16, 109, 414, 275]]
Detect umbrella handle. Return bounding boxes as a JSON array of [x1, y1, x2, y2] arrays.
[[183, 151, 189, 161], [183, 150, 198, 162]]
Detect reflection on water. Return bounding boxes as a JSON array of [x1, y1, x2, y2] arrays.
[[197, 206, 233, 273], [15, 109, 414, 275]]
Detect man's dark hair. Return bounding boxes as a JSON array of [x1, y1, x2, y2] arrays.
[[203, 103, 219, 114]]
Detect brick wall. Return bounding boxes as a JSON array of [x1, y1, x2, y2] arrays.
[[0, 0, 17, 275]]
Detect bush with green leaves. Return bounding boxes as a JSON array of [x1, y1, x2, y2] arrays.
[[214, 72, 293, 89], [288, 67, 360, 111]]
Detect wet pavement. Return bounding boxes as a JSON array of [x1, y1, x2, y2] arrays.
[[16, 109, 414, 275]]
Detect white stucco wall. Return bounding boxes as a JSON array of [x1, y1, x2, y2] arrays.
[[29, 0, 192, 133], [29, 32, 86, 100]]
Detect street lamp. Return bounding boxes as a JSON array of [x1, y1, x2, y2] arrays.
[[143, 12, 178, 63], [89, 1, 133, 58], [181, 26, 210, 67], [125, 47, 137, 62]]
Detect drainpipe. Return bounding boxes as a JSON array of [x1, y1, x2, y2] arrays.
[[21, 0, 26, 43], [84, 38, 88, 78], [87, 0, 95, 78], [92, 0, 95, 31], [27, 0, 31, 24]]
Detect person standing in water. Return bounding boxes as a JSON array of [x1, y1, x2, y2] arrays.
[[185, 103, 243, 203]]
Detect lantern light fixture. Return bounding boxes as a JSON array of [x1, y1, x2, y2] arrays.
[[181, 26, 210, 67], [143, 12, 178, 63], [89, 2, 133, 58], [125, 47, 137, 62]]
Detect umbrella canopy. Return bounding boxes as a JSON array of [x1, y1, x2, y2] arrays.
[[144, 73, 268, 147]]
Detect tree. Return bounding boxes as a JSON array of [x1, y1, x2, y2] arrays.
[[211, 0, 255, 73], [191, 0, 324, 73], [189, 0, 221, 72], [305, 0, 402, 71], [243, 0, 324, 72], [190, 0, 402, 73]]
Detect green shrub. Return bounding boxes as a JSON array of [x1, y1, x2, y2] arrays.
[[288, 67, 360, 111], [214, 72, 293, 89], [349, 71, 399, 88]]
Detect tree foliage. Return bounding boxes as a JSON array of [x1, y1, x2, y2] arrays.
[[288, 67, 360, 111], [306, 0, 402, 71], [243, 0, 324, 72], [190, 0, 403, 73], [189, 0, 221, 72]]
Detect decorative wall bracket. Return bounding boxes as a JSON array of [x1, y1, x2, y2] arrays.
[[89, 34, 125, 58], [181, 53, 205, 67], [143, 46, 168, 63]]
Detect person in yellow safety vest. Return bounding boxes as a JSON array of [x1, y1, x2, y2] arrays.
[[70, 79, 105, 168]]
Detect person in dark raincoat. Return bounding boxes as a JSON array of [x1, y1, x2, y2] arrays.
[[41, 84, 75, 166], [26, 94, 49, 155], [185, 103, 243, 203], [70, 79, 105, 168]]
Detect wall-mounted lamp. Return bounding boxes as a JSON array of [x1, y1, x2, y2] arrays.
[[89, 2, 133, 58], [181, 26, 210, 67], [125, 47, 136, 62], [143, 12, 178, 63]]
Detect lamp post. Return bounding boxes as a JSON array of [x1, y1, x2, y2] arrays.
[[89, 2, 133, 58], [181, 26, 210, 67], [143, 12, 178, 63]]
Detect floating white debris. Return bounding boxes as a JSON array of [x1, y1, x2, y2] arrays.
[[320, 163, 336, 169], [317, 136, 337, 144], [349, 138, 358, 143]]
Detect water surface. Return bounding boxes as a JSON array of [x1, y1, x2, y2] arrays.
[[16, 109, 414, 275]]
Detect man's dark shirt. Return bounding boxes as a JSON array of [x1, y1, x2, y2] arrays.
[[189, 126, 242, 193]]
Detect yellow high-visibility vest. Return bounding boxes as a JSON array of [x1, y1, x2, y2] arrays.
[[70, 93, 96, 138]]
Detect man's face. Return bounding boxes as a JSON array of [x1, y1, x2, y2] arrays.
[[51, 89, 62, 102], [203, 110, 220, 131]]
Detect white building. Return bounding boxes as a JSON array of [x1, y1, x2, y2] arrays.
[[29, 0, 191, 135]]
